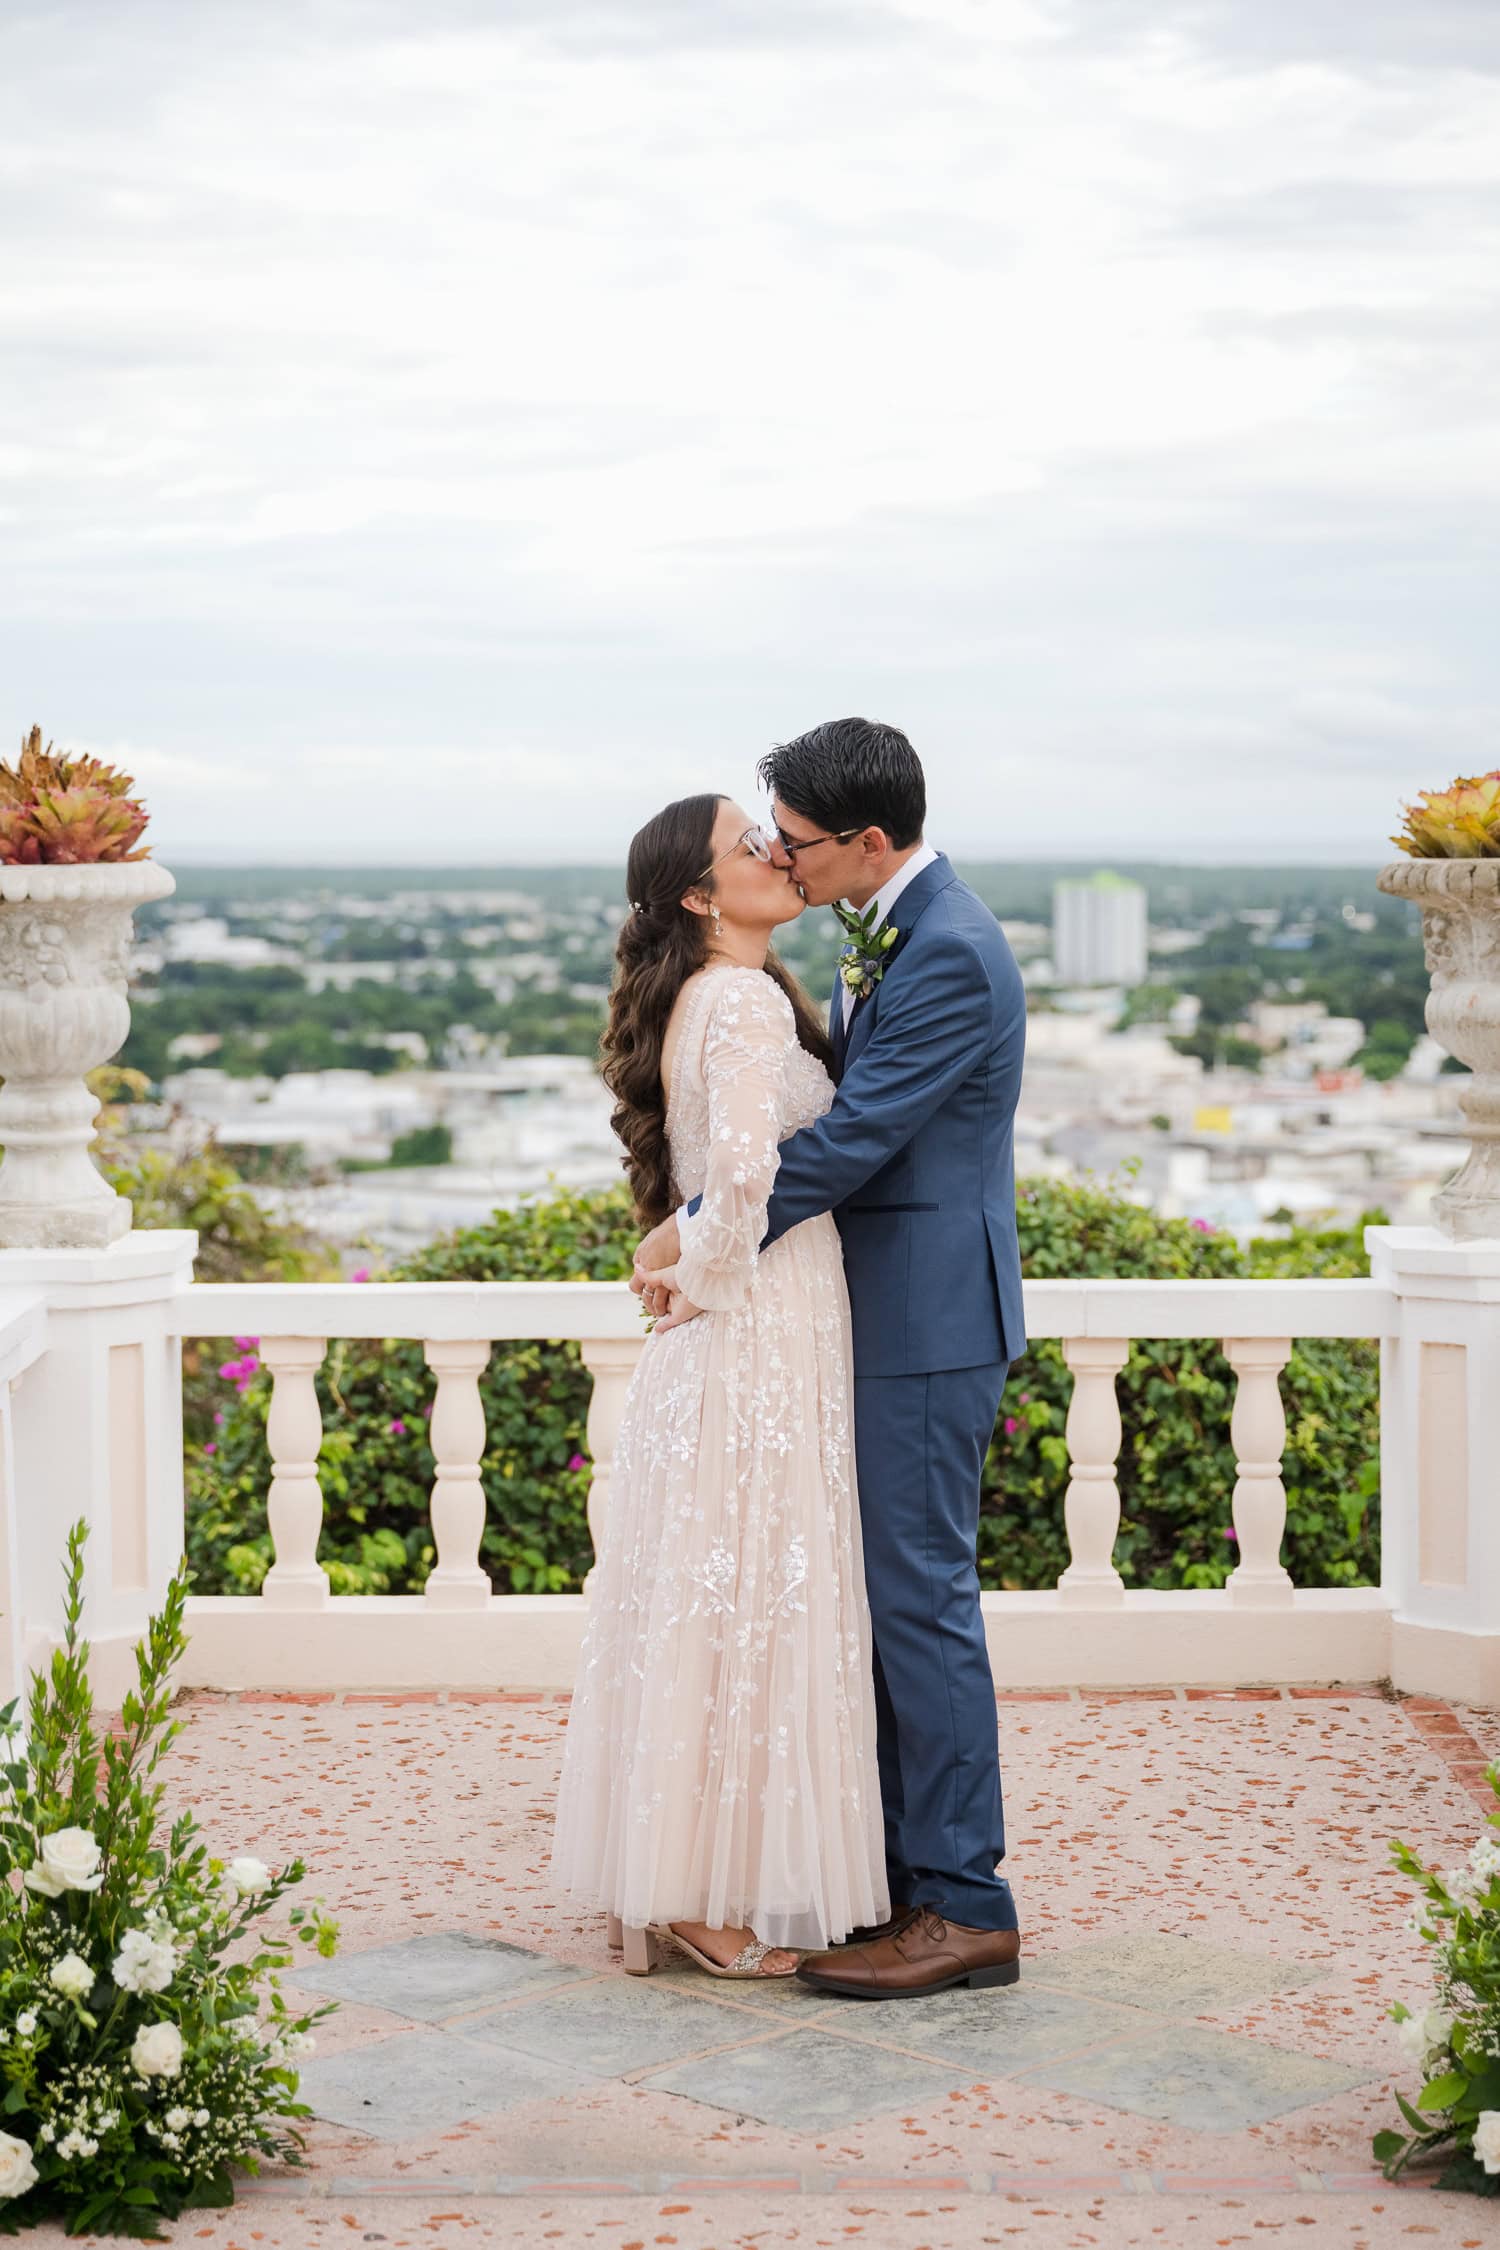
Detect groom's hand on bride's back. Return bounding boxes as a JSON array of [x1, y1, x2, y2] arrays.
[[631, 1211, 682, 1317]]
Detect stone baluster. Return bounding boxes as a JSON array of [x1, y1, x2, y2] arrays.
[[261, 1337, 329, 1609], [423, 1339, 493, 1609], [1223, 1336, 1294, 1607], [578, 1337, 644, 1592], [1056, 1337, 1129, 1607]]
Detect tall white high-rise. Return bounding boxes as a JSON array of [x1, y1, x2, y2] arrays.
[[1052, 872, 1148, 986]]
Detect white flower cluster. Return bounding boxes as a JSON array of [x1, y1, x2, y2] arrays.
[[1439, 1831, 1500, 1908], [113, 1911, 179, 1996], [1395, 2001, 1455, 2064]]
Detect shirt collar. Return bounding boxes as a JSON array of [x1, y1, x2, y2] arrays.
[[867, 841, 939, 933]]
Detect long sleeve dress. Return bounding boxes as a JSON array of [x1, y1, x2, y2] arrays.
[[550, 963, 888, 1949]]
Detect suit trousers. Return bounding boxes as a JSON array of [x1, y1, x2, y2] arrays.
[[854, 1360, 1018, 1933]]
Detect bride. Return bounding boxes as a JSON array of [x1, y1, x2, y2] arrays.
[[549, 792, 887, 1979]]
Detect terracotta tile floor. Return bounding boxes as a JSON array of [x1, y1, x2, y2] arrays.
[[102, 1683, 1499, 2250]]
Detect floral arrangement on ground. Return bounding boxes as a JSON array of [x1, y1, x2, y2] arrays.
[[0, 1524, 337, 2237], [1377, 1761, 1500, 2193]]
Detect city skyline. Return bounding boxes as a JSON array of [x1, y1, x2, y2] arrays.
[[6, 0, 1497, 862]]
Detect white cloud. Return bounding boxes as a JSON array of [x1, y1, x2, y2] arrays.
[[2, 0, 1498, 860]]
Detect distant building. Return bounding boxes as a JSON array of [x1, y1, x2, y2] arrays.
[[1052, 872, 1148, 986]]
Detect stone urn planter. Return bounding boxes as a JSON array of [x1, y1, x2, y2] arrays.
[[1378, 857, 1500, 1241], [0, 860, 175, 1248]]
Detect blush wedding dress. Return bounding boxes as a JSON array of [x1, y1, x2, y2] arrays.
[[550, 962, 888, 1951]]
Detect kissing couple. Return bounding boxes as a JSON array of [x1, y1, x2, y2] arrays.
[[550, 718, 1028, 2001]]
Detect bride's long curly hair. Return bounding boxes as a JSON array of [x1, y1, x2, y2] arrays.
[[601, 793, 834, 1226]]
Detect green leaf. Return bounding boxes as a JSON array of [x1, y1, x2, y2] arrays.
[[1417, 2070, 1468, 2111], [1395, 2090, 1437, 2136], [1371, 2130, 1405, 2163]]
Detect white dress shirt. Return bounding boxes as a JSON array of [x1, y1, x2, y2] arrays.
[[840, 842, 939, 1027]]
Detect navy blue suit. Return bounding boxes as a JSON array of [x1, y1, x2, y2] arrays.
[[760, 853, 1027, 1932]]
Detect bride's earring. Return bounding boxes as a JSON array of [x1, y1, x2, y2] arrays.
[[710, 904, 723, 935]]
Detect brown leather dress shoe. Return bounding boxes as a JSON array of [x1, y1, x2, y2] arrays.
[[841, 1902, 917, 1946], [797, 1907, 1020, 2000]]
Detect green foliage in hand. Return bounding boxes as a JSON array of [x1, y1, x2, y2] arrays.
[[0, 1523, 338, 2237]]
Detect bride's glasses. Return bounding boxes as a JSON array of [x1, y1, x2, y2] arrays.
[[693, 826, 775, 884]]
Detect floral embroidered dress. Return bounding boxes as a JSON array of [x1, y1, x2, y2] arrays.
[[550, 964, 888, 1949]]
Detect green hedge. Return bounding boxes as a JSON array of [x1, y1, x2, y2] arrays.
[[186, 1173, 1381, 1597]]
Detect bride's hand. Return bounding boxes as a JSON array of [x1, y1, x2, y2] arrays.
[[647, 1265, 704, 1333]]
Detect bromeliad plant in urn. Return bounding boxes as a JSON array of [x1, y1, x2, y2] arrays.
[[0, 1523, 338, 2237], [1379, 773, 1500, 1240], [0, 727, 173, 1249]]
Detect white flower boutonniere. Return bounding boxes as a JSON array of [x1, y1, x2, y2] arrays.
[[833, 901, 899, 1003]]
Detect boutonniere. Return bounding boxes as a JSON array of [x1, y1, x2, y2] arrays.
[[833, 900, 899, 1003]]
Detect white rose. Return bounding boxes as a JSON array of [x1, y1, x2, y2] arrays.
[[48, 1953, 92, 2002], [164, 2107, 190, 2133], [0, 2132, 37, 2200], [14, 2013, 36, 2040], [225, 1856, 272, 1899], [192, 2109, 208, 2128], [1475, 2111, 1500, 2175], [130, 2022, 183, 2079], [1422, 2006, 1456, 2053], [23, 1826, 103, 1899]]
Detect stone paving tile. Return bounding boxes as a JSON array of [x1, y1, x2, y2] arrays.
[[292, 1930, 583, 2021], [643, 2024, 971, 2130], [1019, 2019, 1375, 2132], [155, 1683, 1499, 2240], [466, 1971, 770, 2076], [296, 2028, 589, 2137], [824, 1981, 1148, 2075], [1024, 1928, 1324, 2014]]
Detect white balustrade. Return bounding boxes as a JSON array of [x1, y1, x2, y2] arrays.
[[578, 1335, 645, 1590], [1056, 1337, 1129, 1607], [260, 1336, 330, 1610], [1223, 1335, 1294, 1608], [423, 1339, 492, 1609], [47, 1261, 1464, 1703]]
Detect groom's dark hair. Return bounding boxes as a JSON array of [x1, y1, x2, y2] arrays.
[[758, 718, 926, 850]]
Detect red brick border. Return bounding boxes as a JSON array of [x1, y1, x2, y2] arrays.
[[1400, 1698, 1498, 1811]]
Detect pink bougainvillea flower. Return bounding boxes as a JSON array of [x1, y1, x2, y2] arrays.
[[1224, 1527, 1238, 1542], [568, 1453, 587, 1472], [202, 1441, 217, 1456], [1190, 1217, 1214, 1233], [232, 1335, 259, 1351], [350, 1267, 370, 1283], [389, 1419, 407, 1436], [1018, 1392, 1030, 1405], [1004, 1415, 1019, 1436]]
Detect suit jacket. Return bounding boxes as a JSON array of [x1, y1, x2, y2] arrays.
[[761, 854, 1027, 1378]]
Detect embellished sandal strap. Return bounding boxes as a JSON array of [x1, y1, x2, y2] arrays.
[[727, 1939, 777, 1974]]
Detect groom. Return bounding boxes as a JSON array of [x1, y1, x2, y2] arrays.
[[633, 717, 1028, 2000]]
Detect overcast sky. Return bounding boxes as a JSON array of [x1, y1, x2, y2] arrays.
[[3, 0, 1498, 865]]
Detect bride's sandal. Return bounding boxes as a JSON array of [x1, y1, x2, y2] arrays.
[[618, 1919, 799, 1978], [666, 1924, 799, 1980]]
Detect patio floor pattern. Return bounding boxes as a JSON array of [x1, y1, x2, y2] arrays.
[[56, 1681, 1496, 2249]]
